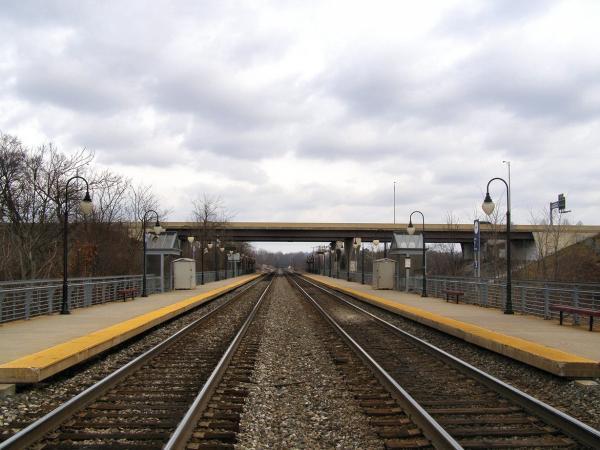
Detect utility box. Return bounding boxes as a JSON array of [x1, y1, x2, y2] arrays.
[[173, 258, 196, 290], [372, 258, 396, 290]]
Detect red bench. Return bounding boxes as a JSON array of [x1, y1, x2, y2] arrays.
[[549, 305, 600, 331], [443, 289, 465, 304], [117, 288, 139, 302]]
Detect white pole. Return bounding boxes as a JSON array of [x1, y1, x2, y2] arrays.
[[503, 160, 511, 212], [393, 181, 396, 224]]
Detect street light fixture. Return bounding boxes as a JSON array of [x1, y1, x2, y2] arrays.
[[372, 239, 380, 259], [187, 236, 195, 259], [61, 176, 93, 315], [142, 209, 162, 297], [482, 177, 513, 314], [336, 242, 343, 279], [329, 248, 334, 277], [407, 210, 428, 297]]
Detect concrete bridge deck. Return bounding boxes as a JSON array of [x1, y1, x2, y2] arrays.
[[161, 221, 600, 243]]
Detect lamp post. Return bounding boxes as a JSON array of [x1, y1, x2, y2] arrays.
[[352, 237, 362, 284], [202, 247, 209, 282], [407, 211, 428, 297], [361, 241, 365, 284], [214, 239, 220, 281], [142, 210, 162, 297], [336, 241, 342, 279], [207, 241, 213, 281], [187, 236, 195, 256], [187, 236, 197, 283], [482, 177, 513, 314], [61, 176, 93, 315], [219, 244, 225, 278]]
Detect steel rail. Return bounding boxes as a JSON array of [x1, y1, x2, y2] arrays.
[[0, 275, 266, 450], [298, 274, 600, 449], [288, 275, 463, 450], [164, 277, 274, 450]]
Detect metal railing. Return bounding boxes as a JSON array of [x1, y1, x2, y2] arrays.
[[330, 272, 600, 324], [195, 270, 227, 284], [0, 275, 161, 324], [194, 269, 255, 284]]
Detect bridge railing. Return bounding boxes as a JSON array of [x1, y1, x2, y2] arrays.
[[331, 272, 600, 323], [0, 275, 161, 324]]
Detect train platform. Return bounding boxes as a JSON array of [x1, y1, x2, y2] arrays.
[[304, 274, 600, 378], [0, 274, 261, 384]]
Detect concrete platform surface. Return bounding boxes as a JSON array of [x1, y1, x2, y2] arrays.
[[0, 274, 261, 383], [304, 274, 600, 378]]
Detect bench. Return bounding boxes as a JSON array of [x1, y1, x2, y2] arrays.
[[443, 289, 464, 304], [116, 288, 139, 302], [550, 305, 600, 331]]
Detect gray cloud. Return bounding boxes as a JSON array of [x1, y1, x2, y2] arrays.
[[1, 0, 600, 233], [436, 1, 557, 37]]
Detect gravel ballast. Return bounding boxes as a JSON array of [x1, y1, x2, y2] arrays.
[[236, 276, 383, 449]]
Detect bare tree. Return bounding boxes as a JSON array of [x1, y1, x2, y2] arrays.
[[526, 208, 577, 280], [0, 132, 169, 280], [428, 211, 465, 276], [0, 134, 95, 279], [192, 194, 232, 272]]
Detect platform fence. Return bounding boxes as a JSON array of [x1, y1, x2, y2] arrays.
[[194, 270, 227, 284], [0, 275, 161, 324], [331, 271, 600, 323]]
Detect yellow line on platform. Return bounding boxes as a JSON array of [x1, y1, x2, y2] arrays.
[[0, 274, 261, 383], [304, 274, 600, 378]]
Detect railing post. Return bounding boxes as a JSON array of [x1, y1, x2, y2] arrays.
[[520, 286, 525, 314], [544, 284, 550, 319], [483, 283, 488, 307], [573, 288, 580, 325], [47, 286, 55, 314], [0, 290, 4, 323], [25, 288, 32, 320], [84, 283, 92, 307]]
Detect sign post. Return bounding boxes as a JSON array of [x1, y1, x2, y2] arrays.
[[404, 257, 411, 292], [474, 219, 481, 278]]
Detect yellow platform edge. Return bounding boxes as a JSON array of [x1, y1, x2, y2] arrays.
[[0, 274, 261, 383], [304, 274, 600, 378]]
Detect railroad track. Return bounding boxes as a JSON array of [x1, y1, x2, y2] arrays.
[[0, 275, 272, 450], [291, 274, 600, 449], [165, 274, 444, 449]]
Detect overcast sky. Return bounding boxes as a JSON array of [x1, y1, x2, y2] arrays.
[[1, 1, 599, 252]]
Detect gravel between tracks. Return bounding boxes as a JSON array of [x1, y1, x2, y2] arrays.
[[335, 286, 600, 431], [0, 281, 261, 441], [236, 277, 383, 449]]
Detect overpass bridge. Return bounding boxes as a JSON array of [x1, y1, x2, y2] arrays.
[[162, 222, 600, 260]]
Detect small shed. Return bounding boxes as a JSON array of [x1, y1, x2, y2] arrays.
[[173, 258, 196, 290], [372, 258, 396, 290], [146, 231, 182, 292]]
